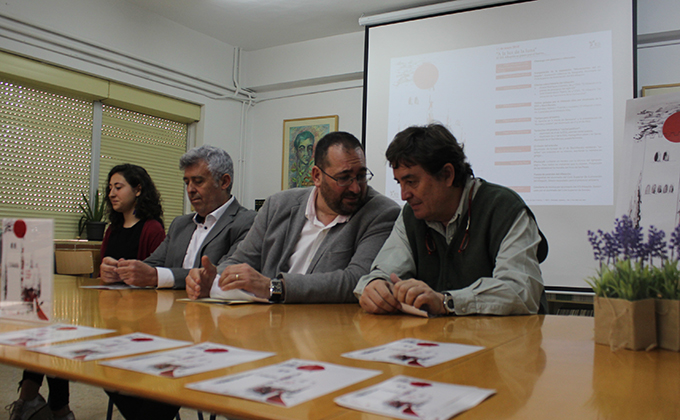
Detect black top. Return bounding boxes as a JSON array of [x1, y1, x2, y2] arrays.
[[104, 220, 145, 260]]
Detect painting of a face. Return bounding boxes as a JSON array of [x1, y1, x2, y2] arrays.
[[282, 116, 337, 190], [296, 136, 314, 166]]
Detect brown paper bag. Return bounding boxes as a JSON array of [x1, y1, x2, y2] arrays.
[[655, 299, 680, 352], [594, 297, 657, 351]]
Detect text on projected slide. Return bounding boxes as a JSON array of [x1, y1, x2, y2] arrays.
[[386, 31, 613, 206]]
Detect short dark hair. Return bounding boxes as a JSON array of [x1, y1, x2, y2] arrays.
[[105, 164, 164, 231], [313, 131, 364, 169], [180, 145, 234, 195], [386, 123, 473, 187]]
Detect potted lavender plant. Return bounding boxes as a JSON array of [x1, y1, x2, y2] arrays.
[[586, 216, 657, 351], [651, 226, 680, 351]]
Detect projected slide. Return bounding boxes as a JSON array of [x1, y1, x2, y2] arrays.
[[386, 31, 613, 206]]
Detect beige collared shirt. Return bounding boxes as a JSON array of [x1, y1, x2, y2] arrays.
[[425, 178, 481, 243]]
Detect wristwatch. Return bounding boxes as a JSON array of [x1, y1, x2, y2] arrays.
[[442, 293, 455, 314], [269, 277, 284, 303]]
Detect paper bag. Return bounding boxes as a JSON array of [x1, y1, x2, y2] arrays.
[[655, 299, 680, 352], [594, 297, 656, 351]]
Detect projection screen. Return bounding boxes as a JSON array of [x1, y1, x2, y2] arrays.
[[363, 0, 635, 290]]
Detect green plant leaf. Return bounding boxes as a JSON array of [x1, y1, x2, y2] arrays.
[[78, 189, 106, 235]]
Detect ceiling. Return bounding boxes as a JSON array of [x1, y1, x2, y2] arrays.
[[126, 0, 453, 51]]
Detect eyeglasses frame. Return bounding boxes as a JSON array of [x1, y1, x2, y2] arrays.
[[317, 167, 374, 187]]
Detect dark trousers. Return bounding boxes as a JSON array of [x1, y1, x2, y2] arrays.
[[21, 370, 69, 411], [106, 391, 180, 420]]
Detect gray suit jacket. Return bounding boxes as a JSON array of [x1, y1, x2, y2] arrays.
[[218, 187, 400, 303], [144, 198, 256, 289]]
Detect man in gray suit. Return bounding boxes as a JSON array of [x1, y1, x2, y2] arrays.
[[186, 131, 400, 303], [100, 145, 256, 289]]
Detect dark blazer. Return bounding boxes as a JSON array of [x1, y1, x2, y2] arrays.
[[144, 198, 256, 288]]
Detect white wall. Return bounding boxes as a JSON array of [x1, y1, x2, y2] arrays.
[[241, 86, 364, 208], [638, 43, 680, 90], [637, 0, 680, 35], [0, 0, 677, 212], [239, 32, 365, 208], [0, 0, 246, 194], [636, 0, 680, 93], [243, 32, 364, 90], [0, 1, 368, 209], [238, 0, 680, 210], [1, 0, 232, 83]]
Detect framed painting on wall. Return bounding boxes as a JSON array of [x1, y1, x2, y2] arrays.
[[282, 115, 338, 190]]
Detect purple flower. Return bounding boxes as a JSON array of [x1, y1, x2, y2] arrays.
[[646, 226, 667, 263], [587, 230, 603, 263], [587, 215, 680, 266], [600, 230, 619, 264], [612, 216, 644, 260], [670, 224, 680, 260]]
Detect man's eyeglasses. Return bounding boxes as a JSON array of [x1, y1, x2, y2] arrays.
[[318, 167, 374, 187]]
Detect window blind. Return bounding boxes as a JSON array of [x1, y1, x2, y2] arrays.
[[0, 51, 198, 240], [0, 78, 93, 239], [99, 105, 187, 229]]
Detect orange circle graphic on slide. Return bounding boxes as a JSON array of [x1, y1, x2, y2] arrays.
[[413, 63, 439, 90], [663, 112, 680, 143]]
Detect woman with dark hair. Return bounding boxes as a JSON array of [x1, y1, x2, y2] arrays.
[[7, 164, 166, 420], [101, 163, 165, 261]]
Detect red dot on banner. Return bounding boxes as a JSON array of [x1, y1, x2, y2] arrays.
[[663, 112, 680, 143], [266, 394, 286, 406], [410, 382, 432, 387], [57, 327, 77, 330], [403, 406, 418, 416], [14, 220, 27, 238], [416, 342, 439, 347], [131, 337, 153, 342], [204, 348, 228, 353], [297, 365, 325, 371]]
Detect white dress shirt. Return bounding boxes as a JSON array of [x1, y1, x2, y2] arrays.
[[287, 187, 350, 274]]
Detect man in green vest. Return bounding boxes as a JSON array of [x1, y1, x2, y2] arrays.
[[354, 123, 548, 316]]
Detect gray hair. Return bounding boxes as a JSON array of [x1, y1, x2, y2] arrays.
[[180, 145, 234, 194]]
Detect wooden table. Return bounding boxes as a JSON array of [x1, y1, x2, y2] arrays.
[[0, 275, 678, 420]]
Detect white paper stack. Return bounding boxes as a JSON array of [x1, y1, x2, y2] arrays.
[[342, 338, 484, 368], [0, 323, 115, 347], [335, 375, 495, 420], [187, 358, 381, 407], [101, 342, 274, 377], [29, 332, 190, 361]]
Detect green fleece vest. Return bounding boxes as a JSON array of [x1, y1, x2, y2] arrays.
[[404, 180, 537, 292]]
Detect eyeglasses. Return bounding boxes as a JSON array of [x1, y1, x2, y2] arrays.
[[318, 167, 374, 187]]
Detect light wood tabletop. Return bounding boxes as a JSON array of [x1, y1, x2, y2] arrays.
[[0, 275, 678, 419]]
